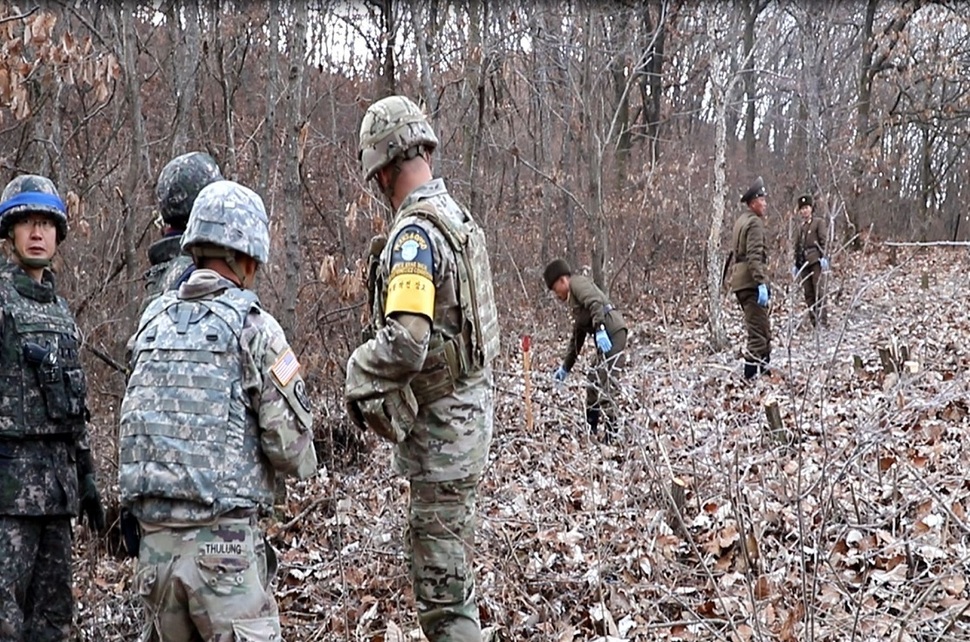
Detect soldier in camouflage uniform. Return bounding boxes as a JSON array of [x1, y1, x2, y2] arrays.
[[792, 194, 828, 328], [346, 95, 500, 642], [119, 180, 317, 642], [142, 152, 223, 310], [0, 175, 105, 642], [542, 259, 628, 442], [730, 177, 772, 379]]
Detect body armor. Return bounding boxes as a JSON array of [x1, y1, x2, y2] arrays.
[[372, 188, 500, 404], [0, 272, 87, 439], [119, 288, 274, 519]]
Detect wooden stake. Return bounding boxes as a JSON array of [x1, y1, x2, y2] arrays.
[[764, 398, 790, 445]]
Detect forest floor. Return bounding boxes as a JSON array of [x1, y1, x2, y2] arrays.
[[73, 245, 970, 641]]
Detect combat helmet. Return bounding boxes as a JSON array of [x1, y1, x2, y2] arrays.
[[358, 95, 438, 181], [181, 180, 270, 268], [0, 174, 68, 243], [156, 152, 223, 228]]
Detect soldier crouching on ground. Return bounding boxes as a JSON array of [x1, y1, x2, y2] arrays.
[[119, 180, 317, 642], [346, 95, 500, 642], [792, 193, 829, 329], [730, 177, 772, 379], [0, 174, 105, 642], [542, 259, 628, 442]]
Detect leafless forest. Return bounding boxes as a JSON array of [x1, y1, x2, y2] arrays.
[[2, 1, 970, 640]]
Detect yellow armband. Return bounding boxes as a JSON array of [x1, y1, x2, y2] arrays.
[[385, 225, 436, 320]]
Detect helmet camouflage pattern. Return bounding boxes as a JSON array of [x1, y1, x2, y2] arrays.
[[156, 151, 223, 227], [181, 180, 270, 264], [0, 174, 68, 242], [358, 95, 438, 181]]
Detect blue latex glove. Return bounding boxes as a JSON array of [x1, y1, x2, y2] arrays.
[[757, 284, 769, 307], [820, 257, 830, 272], [554, 366, 569, 383], [595, 328, 613, 353]]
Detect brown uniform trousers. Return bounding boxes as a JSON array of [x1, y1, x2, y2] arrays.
[[736, 288, 770, 369], [799, 262, 827, 327]]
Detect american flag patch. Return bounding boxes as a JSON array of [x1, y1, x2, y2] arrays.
[[270, 348, 300, 387]]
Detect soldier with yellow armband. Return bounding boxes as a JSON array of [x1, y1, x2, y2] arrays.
[[346, 95, 500, 642]]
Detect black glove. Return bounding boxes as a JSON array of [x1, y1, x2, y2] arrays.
[[76, 451, 106, 532]]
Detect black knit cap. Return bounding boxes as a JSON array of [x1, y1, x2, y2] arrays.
[[740, 176, 766, 204], [543, 258, 572, 289]]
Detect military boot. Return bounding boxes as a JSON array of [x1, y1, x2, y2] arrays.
[[743, 362, 759, 380], [586, 407, 601, 435]]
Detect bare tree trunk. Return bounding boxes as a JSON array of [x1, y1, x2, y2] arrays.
[[410, 0, 436, 118], [260, 0, 280, 196], [170, 0, 201, 156], [705, 22, 737, 352], [213, 5, 237, 174], [118, 1, 144, 291], [462, 0, 484, 216], [280, 1, 307, 336]]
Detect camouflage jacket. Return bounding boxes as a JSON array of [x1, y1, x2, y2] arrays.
[[120, 269, 316, 524], [346, 179, 495, 482], [562, 275, 627, 372], [794, 215, 826, 267], [730, 210, 769, 291], [140, 234, 194, 314], [0, 262, 91, 517]]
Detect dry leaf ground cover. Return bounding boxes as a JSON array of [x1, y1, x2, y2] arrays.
[[74, 247, 970, 641]]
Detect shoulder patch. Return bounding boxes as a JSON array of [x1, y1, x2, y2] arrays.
[[385, 225, 436, 320], [270, 347, 301, 387]]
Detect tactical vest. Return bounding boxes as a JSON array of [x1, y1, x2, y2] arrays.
[[373, 197, 500, 404], [0, 273, 87, 439], [119, 288, 274, 514]]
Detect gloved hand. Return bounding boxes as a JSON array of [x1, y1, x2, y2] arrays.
[[553, 366, 569, 384], [820, 257, 830, 272], [757, 284, 770, 307], [79, 473, 106, 532], [595, 327, 613, 353], [790, 266, 798, 278]]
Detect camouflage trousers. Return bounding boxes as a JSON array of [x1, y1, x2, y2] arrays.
[[736, 288, 771, 362], [134, 517, 280, 642], [0, 515, 73, 642], [585, 328, 628, 438], [407, 476, 482, 642]]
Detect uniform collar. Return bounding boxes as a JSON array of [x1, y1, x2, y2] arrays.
[[397, 178, 447, 212], [176, 268, 239, 300], [2, 261, 57, 303]]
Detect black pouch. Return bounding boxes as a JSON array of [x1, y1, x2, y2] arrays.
[[120, 508, 141, 558]]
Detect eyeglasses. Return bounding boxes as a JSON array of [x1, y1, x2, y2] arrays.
[[16, 217, 56, 231]]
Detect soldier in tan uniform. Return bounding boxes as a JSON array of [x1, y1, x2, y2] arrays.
[[119, 180, 317, 642], [730, 177, 771, 379], [346, 95, 500, 642], [792, 194, 828, 328], [543, 259, 628, 441]]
